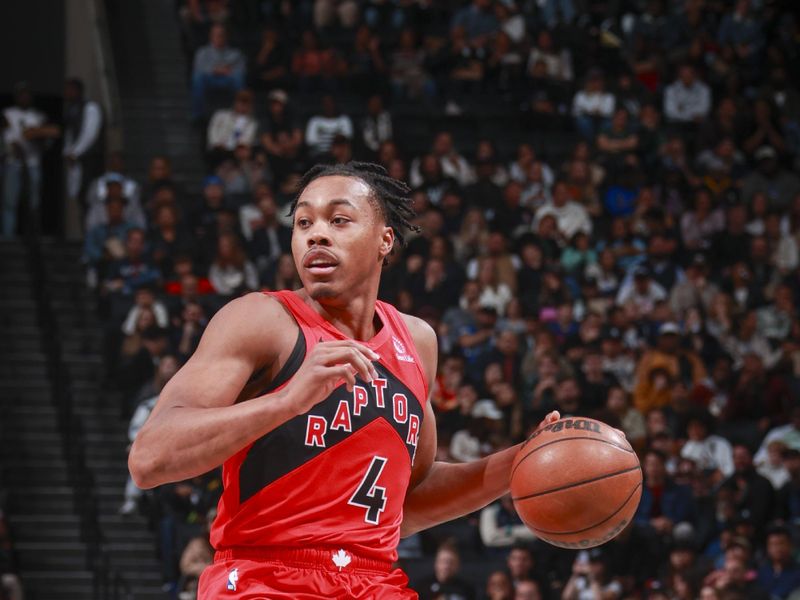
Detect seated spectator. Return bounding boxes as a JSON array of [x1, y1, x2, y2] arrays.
[[485, 570, 514, 600], [681, 410, 735, 482], [206, 89, 257, 168], [430, 131, 475, 188], [258, 89, 303, 188], [596, 108, 639, 170], [663, 63, 712, 125], [216, 144, 271, 197], [450, 399, 503, 462], [191, 24, 245, 119], [348, 25, 387, 95], [710, 554, 769, 600], [519, 161, 553, 211], [572, 70, 615, 140], [533, 180, 592, 239], [756, 525, 800, 599], [389, 28, 431, 100], [562, 549, 622, 600], [755, 440, 790, 490], [616, 264, 667, 318], [479, 494, 536, 550], [122, 284, 169, 337], [142, 156, 182, 216], [253, 28, 289, 88], [148, 203, 194, 277], [269, 253, 302, 291], [172, 300, 207, 361], [207, 232, 258, 296], [717, 0, 764, 67], [476, 258, 513, 317], [312, 0, 359, 29], [606, 386, 646, 448], [119, 354, 179, 515], [291, 29, 343, 91], [741, 145, 800, 213], [305, 94, 353, 157], [414, 542, 475, 600], [515, 580, 543, 600], [451, 0, 498, 42], [756, 407, 800, 466], [102, 228, 162, 299], [527, 29, 572, 82], [633, 321, 706, 413], [361, 94, 393, 156], [84, 153, 146, 231], [670, 254, 719, 317], [635, 449, 696, 537], [178, 527, 213, 597], [83, 192, 137, 269]]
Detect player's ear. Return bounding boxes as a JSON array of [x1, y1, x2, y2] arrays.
[[379, 226, 394, 261]]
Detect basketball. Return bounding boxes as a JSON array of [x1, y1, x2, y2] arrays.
[[510, 417, 642, 549]]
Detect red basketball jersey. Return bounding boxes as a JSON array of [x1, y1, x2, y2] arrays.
[[210, 290, 429, 563]]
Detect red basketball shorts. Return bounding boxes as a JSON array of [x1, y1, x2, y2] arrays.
[[197, 547, 418, 599]]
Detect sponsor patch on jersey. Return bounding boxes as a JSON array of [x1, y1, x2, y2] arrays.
[[392, 335, 415, 363]]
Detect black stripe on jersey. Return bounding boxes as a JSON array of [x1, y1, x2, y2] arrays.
[[256, 329, 306, 395], [238, 363, 424, 504]]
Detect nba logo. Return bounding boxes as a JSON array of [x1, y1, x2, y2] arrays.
[[227, 568, 239, 591]]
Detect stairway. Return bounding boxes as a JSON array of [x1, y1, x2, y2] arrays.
[[38, 239, 167, 599], [0, 239, 95, 600], [105, 0, 205, 191]]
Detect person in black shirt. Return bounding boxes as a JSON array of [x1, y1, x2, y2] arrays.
[[415, 543, 476, 600]]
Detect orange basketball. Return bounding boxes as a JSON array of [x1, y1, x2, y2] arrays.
[[510, 417, 642, 549]]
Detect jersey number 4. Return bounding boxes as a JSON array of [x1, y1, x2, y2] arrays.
[[349, 456, 388, 525]]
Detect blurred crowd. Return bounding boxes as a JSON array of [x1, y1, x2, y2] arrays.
[[69, 0, 800, 598]]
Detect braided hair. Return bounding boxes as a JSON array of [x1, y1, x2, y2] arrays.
[[290, 162, 420, 253]]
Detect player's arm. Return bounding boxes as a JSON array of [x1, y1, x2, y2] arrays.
[[129, 293, 379, 489], [399, 315, 557, 537]]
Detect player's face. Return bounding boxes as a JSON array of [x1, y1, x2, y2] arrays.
[[292, 176, 392, 303]]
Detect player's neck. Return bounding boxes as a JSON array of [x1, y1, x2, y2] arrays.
[[301, 288, 382, 342]]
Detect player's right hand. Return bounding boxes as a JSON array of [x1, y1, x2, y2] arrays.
[[280, 340, 380, 416]]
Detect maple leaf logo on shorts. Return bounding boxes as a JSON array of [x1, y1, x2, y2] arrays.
[[332, 549, 352, 571]]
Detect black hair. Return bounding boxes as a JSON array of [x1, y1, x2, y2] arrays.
[[291, 161, 420, 252]]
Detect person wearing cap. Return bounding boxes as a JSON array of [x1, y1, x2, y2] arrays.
[[615, 263, 667, 317], [449, 398, 504, 462], [191, 24, 246, 119], [2, 82, 61, 237], [670, 253, 719, 316], [83, 184, 138, 267], [741, 144, 800, 213], [85, 152, 146, 231], [206, 89, 257, 168], [259, 89, 303, 187], [633, 321, 707, 413]]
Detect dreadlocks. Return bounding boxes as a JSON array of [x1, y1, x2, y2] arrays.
[[290, 161, 420, 251]]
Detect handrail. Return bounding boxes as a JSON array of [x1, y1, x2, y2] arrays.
[[26, 237, 129, 600], [89, 0, 124, 152]]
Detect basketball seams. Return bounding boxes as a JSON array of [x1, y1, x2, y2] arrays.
[[511, 465, 642, 501], [525, 480, 643, 537], [511, 436, 635, 481]]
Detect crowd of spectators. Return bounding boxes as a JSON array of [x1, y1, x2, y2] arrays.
[[78, 0, 800, 598]]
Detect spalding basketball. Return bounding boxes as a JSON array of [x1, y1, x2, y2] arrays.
[[510, 417, 642, 549]]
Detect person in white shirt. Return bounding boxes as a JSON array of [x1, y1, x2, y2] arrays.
[[305, 94, 354, 157], [663, 63, 712, 124], [207, 89, 258, 167], [680, 411, 734, 480], [432, 131, 475, 187], [533, 180, 592, 239], [754, 407, 800, 466], [572, 70, 615, 139], [3, 82, 60, 237], [615, 264, 667, 314], [63, 78, 103, 210]]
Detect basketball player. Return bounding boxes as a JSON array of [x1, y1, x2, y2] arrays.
[[129, 162, 559, 598]]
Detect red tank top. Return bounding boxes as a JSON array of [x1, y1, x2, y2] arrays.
[[210, 290, 429, 562]]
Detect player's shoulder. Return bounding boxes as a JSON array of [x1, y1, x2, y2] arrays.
[[396, 310, 438, 372], [204, 292, 296, 346]]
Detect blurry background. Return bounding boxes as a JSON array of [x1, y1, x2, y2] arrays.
[[0, 0, 799, 599]]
